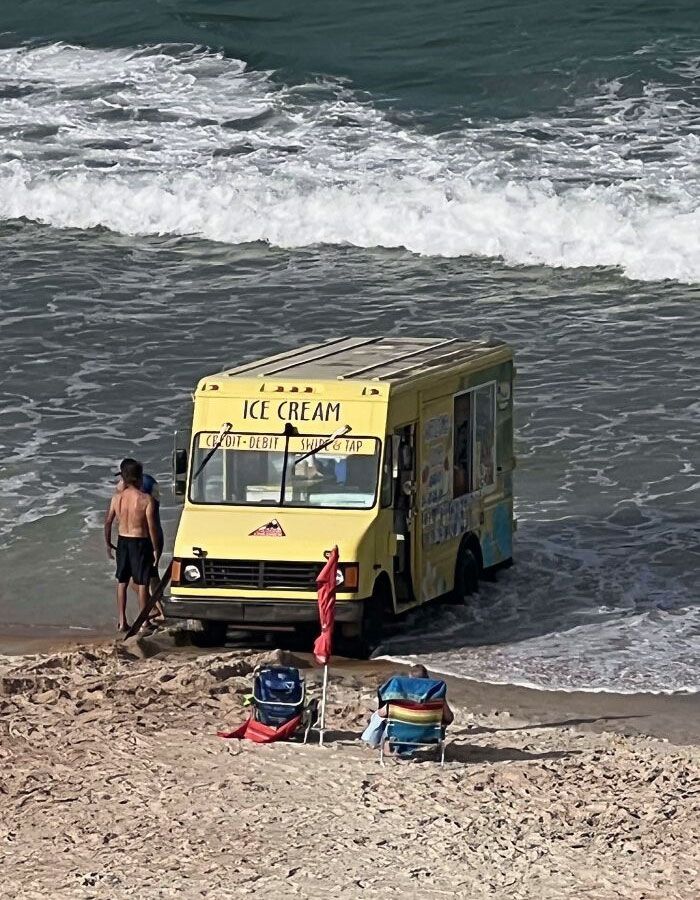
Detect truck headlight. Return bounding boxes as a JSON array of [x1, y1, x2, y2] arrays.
[[184, 564, 202, 583], [337, 563, 359, 591]]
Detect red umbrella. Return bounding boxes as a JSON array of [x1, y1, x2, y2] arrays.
[[313, 546, 339, 665]]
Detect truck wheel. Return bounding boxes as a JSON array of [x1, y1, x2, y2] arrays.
[[359, 596, 384, 658], [452, 546, 480, 605], [293, 623, 318, 650], [190, 620, 228, 648], [345, 584, 389, 659]]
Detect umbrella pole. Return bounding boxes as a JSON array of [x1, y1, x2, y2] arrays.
[[319, 663, 328, 746]]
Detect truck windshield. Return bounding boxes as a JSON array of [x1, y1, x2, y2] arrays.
[[189, 432, 381, 509]]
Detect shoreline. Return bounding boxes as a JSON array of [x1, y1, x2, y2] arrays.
[[334, 657, 700, 748], [2, 628, 699, 747], [0, 628, 112, 658]]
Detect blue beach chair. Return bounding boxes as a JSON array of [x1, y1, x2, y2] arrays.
[[252, 666, 318, 743]]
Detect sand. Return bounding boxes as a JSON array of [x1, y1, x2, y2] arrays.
[[0, 633, 698, 899]]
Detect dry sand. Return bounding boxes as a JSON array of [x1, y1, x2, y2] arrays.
[[1, 633, 698, 899]]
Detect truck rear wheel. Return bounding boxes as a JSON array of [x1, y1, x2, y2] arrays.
[[452, 546, 480, 605], [190, 620, 228, 648]]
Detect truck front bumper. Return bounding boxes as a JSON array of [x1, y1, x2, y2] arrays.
[[164, 594, 363, 625]]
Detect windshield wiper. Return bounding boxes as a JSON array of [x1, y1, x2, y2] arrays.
[[278, 424, 351, 506], [279, 422, 299, 506], [192, 422, 233, 481], [292, 424, 352, 469]]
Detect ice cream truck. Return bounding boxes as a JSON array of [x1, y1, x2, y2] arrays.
[[166, 336, 515, 652]]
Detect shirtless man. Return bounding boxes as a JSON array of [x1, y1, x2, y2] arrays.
[[113, 467, 165, 621], [104, 458, 160, 632]]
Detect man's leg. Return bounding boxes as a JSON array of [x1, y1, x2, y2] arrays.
[[137, 582, 149, 616], [115, 536, 130, 631], [130, 538, 153, 627], [116, 582, 129, 631], [149, 574, 165, 620], [130, 576, 162, 618]]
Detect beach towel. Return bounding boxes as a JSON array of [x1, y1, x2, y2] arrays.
[[217, 714, 302, 744], [378, 675, 447, 705]]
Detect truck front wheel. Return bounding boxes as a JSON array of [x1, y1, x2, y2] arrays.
[[343, 581, 391, 659], [190, 619, 228, 648]]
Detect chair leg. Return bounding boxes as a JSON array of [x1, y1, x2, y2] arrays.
[[379, 737, 385, 767], [302, 700, 318, 745], [440, 741, 445, 767]]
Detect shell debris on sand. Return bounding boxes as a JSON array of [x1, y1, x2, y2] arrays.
[[0, 639, 698, 899]]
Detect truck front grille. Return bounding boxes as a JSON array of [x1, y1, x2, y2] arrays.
[[201, 559, 323, 591]]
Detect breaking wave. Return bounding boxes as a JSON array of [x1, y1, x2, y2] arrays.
[[1, 43, 700, 280]]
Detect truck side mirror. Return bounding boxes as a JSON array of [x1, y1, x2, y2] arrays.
[[173, 448, 188, 497]]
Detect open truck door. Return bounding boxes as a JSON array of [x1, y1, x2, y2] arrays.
[[392, 424, 417, 604]]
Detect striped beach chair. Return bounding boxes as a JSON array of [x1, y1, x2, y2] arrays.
[[379, 699, 446, 766]]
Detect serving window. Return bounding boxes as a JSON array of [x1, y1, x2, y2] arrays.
[[453, 383, 496, 497]]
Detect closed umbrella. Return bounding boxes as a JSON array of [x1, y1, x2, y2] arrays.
[[313, 545, 338, 664], [313, 546, 338, 744]]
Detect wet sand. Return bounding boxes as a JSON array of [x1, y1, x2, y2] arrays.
[[1, 632, 698, 899]]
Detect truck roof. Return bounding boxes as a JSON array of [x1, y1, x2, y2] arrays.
[[222, 336, 511, 385]]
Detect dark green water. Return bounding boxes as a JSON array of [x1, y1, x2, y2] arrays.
[[0, 0, 698, 691]]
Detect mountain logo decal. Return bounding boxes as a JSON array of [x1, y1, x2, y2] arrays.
[[249, 519, 286, 537]]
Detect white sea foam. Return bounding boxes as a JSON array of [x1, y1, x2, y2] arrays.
[[1, 43, 699, 281], [378, 656, 700, 695], [378, 596, 700, 694]]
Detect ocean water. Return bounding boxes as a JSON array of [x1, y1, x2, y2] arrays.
[[0, 1, 698, 692]]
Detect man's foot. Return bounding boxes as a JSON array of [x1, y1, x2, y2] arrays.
[[117, 622, 130, 633]]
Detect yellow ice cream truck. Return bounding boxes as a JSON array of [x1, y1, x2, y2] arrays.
[[166, 336, 515, 651]]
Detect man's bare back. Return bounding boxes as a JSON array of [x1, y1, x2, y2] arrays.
[[110, 486, 153, 537]]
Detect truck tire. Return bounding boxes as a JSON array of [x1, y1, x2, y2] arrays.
[[452, 546, 480, 605], [345, 581, 390, 659], [359, 596, 384, 658], [190, 620, 228, 648]]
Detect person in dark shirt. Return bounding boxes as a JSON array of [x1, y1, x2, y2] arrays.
[[139, 472, 165, 622]]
